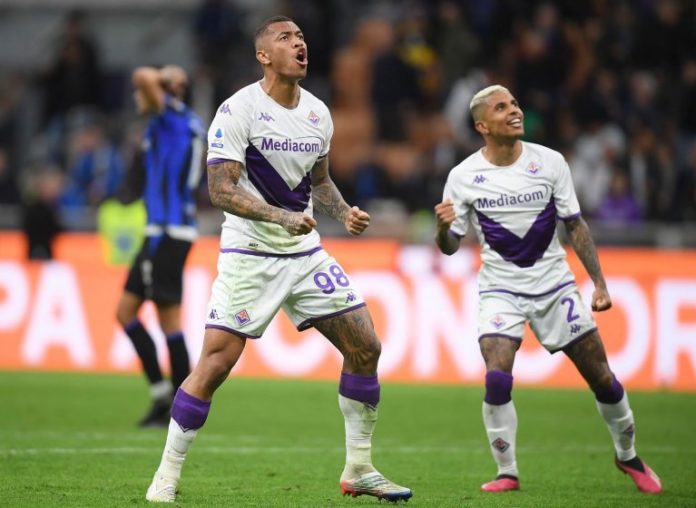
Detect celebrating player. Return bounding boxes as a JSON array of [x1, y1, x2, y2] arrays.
[[434, 85, 662, 494], [145, 16, 412, 503]]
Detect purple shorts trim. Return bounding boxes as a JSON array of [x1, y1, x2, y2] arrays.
[[207, 158, 232, 166], [553, 327, 598, 354], [205, 323, 260, 339], [559, 212, 582, 222], [478, 333, 522, 343], [220, 246, 323, 258], [480, 280, 576, 298], [297, 303, 367, 331]]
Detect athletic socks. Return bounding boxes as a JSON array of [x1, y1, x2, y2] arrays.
[[482, 400, 519, 477], [596, 392, 637, 462], [482, 371, 518, 478], [155, 389, 211, 482], [338, 372, 380, 480], [124, 319, 162, 384], [165, 331, 190, 390]]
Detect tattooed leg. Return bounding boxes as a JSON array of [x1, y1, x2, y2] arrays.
[[314, 306, 381, 374]]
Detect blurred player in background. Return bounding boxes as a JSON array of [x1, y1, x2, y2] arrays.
[[434, 85, 662, 494], [145, 16, 412, 503], [116, 65, 206, 428]]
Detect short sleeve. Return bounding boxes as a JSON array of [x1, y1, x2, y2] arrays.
[[207, 95, 253, 165], [554, 156, 582, 221], [318, 108, 333, 159]]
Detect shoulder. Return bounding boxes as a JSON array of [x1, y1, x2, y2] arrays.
[[299, 87, 331, 118], [523, 141, 565, 165], [216, 83, 258, 116], [448, 149, 484, 181]]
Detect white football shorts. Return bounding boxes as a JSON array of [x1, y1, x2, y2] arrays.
[[478, 283, 598, 352], [205, 247, 365, 338]]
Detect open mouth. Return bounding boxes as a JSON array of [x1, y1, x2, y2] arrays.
[[296, 50, 308, 66], [507, 118, 522, 127]]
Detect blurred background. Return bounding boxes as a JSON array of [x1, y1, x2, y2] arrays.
[[0, 0, 695, 246]]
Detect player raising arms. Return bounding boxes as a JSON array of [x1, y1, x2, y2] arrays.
[[145, 16, 412, 503], [434, 85, 662, 494]]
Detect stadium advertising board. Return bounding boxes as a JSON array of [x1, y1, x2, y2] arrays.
[[1, 232, 695, 390]]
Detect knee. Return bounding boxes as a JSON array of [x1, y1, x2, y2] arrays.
[[361, 335, 382, 366], [484, 370, 514, 405], [592, 372, 624, 404]]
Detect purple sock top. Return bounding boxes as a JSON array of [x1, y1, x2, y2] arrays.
[[484, 370, 513, 406], [594, 375, 625, 404], [171, 388, 211, 430], [339, 372, 380, 408]]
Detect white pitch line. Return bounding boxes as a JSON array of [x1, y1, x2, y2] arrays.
[[0, 444, 680, 456]]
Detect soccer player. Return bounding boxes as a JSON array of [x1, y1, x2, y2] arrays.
[[144, 16, 412, 503], [116, 65, 206, 427], [434, 85, 662, 494]]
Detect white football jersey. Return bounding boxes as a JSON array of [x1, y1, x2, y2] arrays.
[[443, 142, 582, 295], [207, 82, 333, 253]]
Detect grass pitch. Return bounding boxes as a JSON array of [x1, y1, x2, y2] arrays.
[[0, 371, 693, 507]]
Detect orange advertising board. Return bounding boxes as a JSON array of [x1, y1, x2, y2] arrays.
[[1, 232, 695, 390]]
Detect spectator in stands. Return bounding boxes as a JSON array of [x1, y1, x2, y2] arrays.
[[594, 168, 642, 225]]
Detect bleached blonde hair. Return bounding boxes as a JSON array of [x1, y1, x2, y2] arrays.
[[469, 84, 511, 121]]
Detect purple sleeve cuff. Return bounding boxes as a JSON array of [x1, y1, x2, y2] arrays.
[[559, 212, 582, 222]]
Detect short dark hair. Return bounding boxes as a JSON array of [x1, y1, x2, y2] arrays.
[[254, 15, 295, 43]]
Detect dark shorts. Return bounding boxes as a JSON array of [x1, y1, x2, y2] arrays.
[[125, 235, 192, 304]]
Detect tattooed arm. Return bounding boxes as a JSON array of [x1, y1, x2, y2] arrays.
[[207, 160, 316, 235], [311, 157, 370, 235], [564, 216, 612, 311]]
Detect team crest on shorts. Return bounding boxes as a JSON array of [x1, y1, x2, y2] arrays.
[[235, 309, 251, 326], [491, 314, 506, 329]]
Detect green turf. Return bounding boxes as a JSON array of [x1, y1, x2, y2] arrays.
[[0, 371, 693, 507]]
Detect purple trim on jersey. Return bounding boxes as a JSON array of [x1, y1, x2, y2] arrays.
[[559, 212, 582, 222], [475, 197, 557, 268], [480, 280, 576, 298], [339, 372, 380, 408], [478, 333, 522, 343], [593, 374, 625, 404], [207, 158, 230, 166], [220, 246, 323, 258], [297, 303, 367, 331], [552, 327, 598, 354], [245, 144, 311, 212], [171, 388, 211, 430], [204, 323, 261, 339], [484, 370, 513, 405]]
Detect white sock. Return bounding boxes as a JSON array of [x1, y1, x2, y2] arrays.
[[338, 394, 377, 480], [150, 380, 172, 401], [482, 400, 518, 477], [155, 418, 199, 483], [596, 393, 636, 462]]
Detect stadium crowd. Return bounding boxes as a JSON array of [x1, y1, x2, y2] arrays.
[[0, 0, 695, 245]]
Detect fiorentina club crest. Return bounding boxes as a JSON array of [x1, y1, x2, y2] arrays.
[[491, 314, 506, 329], [526, 161, 541, 174], [308, 110, 320, 125], [235, 309, 251, 326]]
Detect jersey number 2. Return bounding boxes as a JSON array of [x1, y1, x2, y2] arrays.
[[561, 297, 580, 322]]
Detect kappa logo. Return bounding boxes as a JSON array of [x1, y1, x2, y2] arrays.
[[209, 308, 219, 320], [570, 324, 582, 334], [526, 161, 541, 174], [308, 110, 320, 125], [259, 112, 274, 122], [218, 103, 232, 115], [345, 292, 356, 303], [473, 175, 487, 184], [235, 309, 251, 326]]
